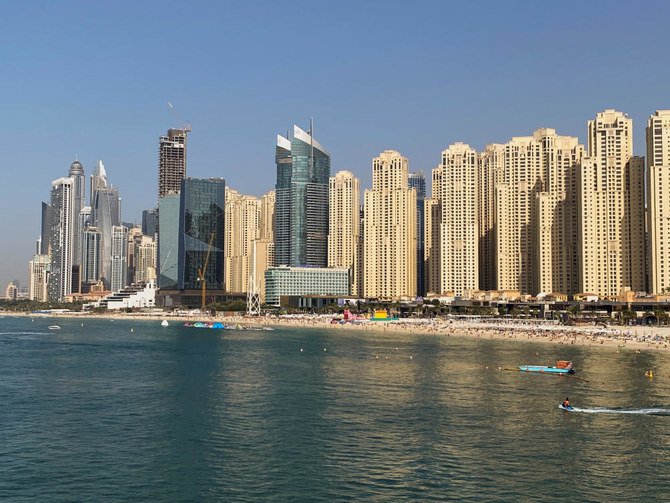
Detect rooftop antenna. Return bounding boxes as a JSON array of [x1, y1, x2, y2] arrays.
[[167, 101, 192, 133]]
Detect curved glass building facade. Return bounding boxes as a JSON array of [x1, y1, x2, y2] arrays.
[[275, 125, 330, 267]]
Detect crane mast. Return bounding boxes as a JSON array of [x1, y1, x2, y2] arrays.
[[197, 233, 216, 311]]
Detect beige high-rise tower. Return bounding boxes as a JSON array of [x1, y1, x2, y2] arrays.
[[224, 188, 275, 300], [578, 110, 645, 298], [429, 143, 479, 295], [534, 132, 583, 296], [363, 150, 417, 300], [647, 110, 670, 295], [328, 170, 361, 297], [225, 188, 261, 294], [479, 143, 504, 291], [495, 129, 583, 295]]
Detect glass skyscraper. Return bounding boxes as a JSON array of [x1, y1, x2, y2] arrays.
[[82, 227, 101, 283], [158, 194, 180, 290], [178, 178, 225, 292], [89, 161, 120, 288], [409, 171, 426, 296], [275, 124, 330, 267], [142, 208, 158, 238]]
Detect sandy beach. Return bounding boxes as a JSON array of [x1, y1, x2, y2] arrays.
[[4, 309, 670, 353]]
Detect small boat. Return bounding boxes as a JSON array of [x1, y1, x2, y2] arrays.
[[184, 321, 226, 329], [161, 320, 169, 327], [48, 325, 61, 330], [519, 360, 575, 374], [559, 404, 574, 411]]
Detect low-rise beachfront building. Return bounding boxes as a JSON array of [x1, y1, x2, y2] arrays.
[[264, 266, 349, 307], [83, 280, 157, 310], [461, 290, 524, 302], [573, 293, 600, 303]]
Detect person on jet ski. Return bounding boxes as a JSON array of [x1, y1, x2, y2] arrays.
[[562, 397, 570, 408]]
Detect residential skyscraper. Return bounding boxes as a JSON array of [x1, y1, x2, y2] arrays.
[[408, 171, 426, 296], [5, 281, 18, 300], [135, 236, 157, 284], [29, 254, 50, 302], [126, 226, 143, 286], [158, 128, 188, 199], [253, 190, 276, 303], [478, 144, 504, 291], [534, 131, 583, 296], [40, 201, 51, 255], [495, 129, 583, 296], [274, 124, 330, 267], [328, 170, 361, 297], [81, 227, 101, 283], [225, 188, 261, 294], [259, 191, 275, 243], [646, 110, 670, 295], [433, 143, 479, 296], [69, 160, 86, 267], [424, 166, 442, 295], [110, 225, 128, 293], [47, 176, 75, 301], [578, 110, 645, 298], [363, 150, 417, 300]]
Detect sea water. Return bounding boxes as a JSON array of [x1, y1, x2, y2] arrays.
[[1, 316, 669, 501]]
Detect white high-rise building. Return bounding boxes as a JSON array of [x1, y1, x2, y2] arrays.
[[578, 110, 645, 298], [47, 176, 75, 301], [5, 280, 19, 300], [110, 225, 128, 293], [647, 110, 670, 295], [363, 150, 417, 300], [328, 170, 361, 296]]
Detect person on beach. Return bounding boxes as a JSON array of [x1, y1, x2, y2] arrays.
[[562, 397, 570, 408]]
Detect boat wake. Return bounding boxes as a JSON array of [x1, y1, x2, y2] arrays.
[[569, 407, 670, 416]]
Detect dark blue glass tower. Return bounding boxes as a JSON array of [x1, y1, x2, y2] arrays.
[[409, 171, 426, 296], [178, 178, 225, 292], [275, 125, 330, 267]]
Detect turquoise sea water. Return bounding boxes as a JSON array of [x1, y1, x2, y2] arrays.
[[1, 316, 669, 502]]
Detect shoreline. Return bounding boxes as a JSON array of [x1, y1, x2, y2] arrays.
[[3, 310, 670, 353]]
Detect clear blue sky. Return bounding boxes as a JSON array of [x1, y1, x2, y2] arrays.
[[1, 0, 669, 291]]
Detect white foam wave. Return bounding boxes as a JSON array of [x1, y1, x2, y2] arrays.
[[570, 407, 670, 416]]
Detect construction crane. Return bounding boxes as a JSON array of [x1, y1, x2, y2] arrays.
[[197, 233, 216, 311], [168, 101, 192, 133]]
